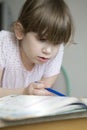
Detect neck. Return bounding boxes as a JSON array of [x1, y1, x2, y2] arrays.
[[19, 45, 35, 71]]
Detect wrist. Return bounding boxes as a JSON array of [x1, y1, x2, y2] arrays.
[[23, 87, 29, 95]]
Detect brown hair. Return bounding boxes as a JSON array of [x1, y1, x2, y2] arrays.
[[17, 0, 74, 45]]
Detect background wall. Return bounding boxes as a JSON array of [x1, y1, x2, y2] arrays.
[[1, 0, 87, 97], [63, 0, 87, 97]]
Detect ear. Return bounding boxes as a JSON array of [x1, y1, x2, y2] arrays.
[[14, 22, 24, 40]]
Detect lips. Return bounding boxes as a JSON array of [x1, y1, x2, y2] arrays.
[[37, 56, 50, 62]]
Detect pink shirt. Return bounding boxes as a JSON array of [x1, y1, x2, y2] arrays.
[[0, 30, 64, 88]]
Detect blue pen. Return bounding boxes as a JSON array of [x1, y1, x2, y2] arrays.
[[45, 88, 66, 96], [35, 81, 66, 96]]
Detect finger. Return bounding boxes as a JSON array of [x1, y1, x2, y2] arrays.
[[34, 82, 45, 89], [33, 89, 53, 96], [28, 82, 45, 95], [36, 81, 51, 87]]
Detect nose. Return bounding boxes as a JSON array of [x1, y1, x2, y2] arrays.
[[42, 46, 52, 54]]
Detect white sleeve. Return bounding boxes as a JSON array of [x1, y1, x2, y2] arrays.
[[0, 31, 5, 69], [43, 44, 64, 77]]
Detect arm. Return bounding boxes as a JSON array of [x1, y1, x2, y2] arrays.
[[0, 68, 56, 97], [0, 69, 28, 97], [41, 74, 58, 87], [26, 75, 58, 96], [0, 87, 27, 98], [0, 67, 58, 97]]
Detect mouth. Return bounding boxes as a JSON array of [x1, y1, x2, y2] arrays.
[[37, 56, 50, 62]]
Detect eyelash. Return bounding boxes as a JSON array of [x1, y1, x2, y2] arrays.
[[39, 38, 46, 42]]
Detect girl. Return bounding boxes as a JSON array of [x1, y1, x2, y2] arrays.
[[0, 0, 74, 97]]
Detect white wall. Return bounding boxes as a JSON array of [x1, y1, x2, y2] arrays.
[[2, 0, 87, 97], [63, 0, 87, 97]]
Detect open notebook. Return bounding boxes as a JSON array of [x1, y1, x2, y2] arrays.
[[0, 95, 87, 120]]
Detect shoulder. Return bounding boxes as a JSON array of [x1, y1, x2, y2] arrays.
[[0, 30, 19, 67], [0, 30, 17, 47], [58, 43, 64, 54], [0, 30, 13, 39], [55, 43, 64, 59], [49, 43, 64, 63], [0, 30, 18, 51]]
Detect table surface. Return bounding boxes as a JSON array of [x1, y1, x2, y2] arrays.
[[0, 110, 87, 130]]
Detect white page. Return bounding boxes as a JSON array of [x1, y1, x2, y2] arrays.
[[80, 98, 87, 105], [0, 95, 85, 120]]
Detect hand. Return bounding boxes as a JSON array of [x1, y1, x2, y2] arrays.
[[26, 81, 53, 96]]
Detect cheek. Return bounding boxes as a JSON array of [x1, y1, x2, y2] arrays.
[[21, 40, 31, 56], [25, 43, 39, 56], [22, 37, 32, 51], [53, 47, 59, 56]]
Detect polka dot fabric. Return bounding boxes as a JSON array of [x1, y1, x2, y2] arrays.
[[0, 30, 64, 88]]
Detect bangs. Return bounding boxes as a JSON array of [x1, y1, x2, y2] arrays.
[[31, 13, 72, 45], [18, 0, 73, 45]]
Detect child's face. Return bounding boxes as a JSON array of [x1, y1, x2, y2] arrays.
[[20, 32, 60, 64]]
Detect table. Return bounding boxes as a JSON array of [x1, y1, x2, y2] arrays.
[[0, 111, 87, 130]]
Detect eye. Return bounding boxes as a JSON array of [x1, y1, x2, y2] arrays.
[[36, 34, 47, 42], [39, 37, 47, 42]]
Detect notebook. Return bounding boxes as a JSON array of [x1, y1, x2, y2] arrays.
[[0, 95, 87, 120]]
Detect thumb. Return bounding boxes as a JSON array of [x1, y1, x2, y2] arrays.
[[34, 81, 45, 89]]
